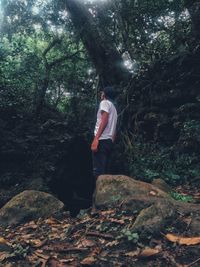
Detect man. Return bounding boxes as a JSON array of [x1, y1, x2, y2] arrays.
[[91, 86, 117, 179]]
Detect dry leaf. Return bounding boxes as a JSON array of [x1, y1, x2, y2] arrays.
[[81, 256, 96, 265], [0, 237, 7, 244], [34, 251, 50, 260], [166, 233, 200, 245], [109, 218, 125, 225], [101, 209, 116, 216], [63, 223, 71, 229], [139, 247, 160, 257], [35, 249, 44, 253], [45, 217, 60, 225], [24, 221, 38, 229], [106, 240, 119, 247], [149, 191, 157, 196], [77, 239, 95, 248], [59, 258, 75, 263], [182, 217, 192, 226], [0, 252, 11, 262], [30, 239, 47, 248], [125, 249, 140, 257]]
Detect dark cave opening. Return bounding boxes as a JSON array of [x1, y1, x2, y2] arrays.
[[49, 136, 95, 217]]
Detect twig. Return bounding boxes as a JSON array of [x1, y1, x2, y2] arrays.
[[86, 231, 113, 239], [43, 246, 88, 253], [187, 257, 200, 267]]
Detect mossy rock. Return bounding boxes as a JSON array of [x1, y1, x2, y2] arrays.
[[0, 190, 64, 228], [95, 175, 172, 210], [131, 200, 176, 235], [152, 178, 172, 193]]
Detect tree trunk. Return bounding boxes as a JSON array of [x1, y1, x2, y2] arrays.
[[35, 67, 50, 116], [65, 0, 130, 86], [185, 0, 200, 41]]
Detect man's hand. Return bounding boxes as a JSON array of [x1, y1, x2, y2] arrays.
[[91, 138, 99, 152]]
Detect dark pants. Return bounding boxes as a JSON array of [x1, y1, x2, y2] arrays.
[[92, 139, 113, 179]]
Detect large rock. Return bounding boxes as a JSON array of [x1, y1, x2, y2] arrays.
[[0, 190, 64, 227], [131, 201, 176, 235], [151, 178, 172, 193], [94, 175, 200, 235], [95, 175, 172, 211]]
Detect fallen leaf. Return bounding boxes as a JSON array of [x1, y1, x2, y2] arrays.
[[108, 218, 125, 225], [0, 252, 11, 261], [101, 209, 116, 216], [139, 247, 160, 257], [59, 258, 75, 263], [105, 240, 119, 247], [149, 191, 157, 196], [77, 239, 95, 248], [24, 221, 38, 229], [0, 237, 7, 244], [182, 217, 192, 226], [45, 217, 60, 225], [34, 251, 50, 260], [81, 256, 96, 265], [62, 223, 71, 229], [166, 233, 200, 245], [30, 239, 47, 248], [35, 249, 44, 253], [125, 249, 140, 257]]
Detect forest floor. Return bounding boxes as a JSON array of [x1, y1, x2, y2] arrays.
[[0, 184, 200, 267]]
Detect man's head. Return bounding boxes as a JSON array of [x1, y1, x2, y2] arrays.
[[101, 86, 115, 101]]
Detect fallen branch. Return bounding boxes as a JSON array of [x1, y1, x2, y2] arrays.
[[86, 231, 113, 239], [187, 257, 200, 267]]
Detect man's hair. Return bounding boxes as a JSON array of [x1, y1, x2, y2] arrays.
[[102, 86, 116, 100]]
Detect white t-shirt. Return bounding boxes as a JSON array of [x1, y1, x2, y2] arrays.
[[94, 99, 117, 141]]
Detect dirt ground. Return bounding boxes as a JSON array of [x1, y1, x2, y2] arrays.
[[0, 183, 200, 267]]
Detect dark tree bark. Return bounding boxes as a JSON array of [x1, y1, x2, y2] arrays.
[[65, 0, 130, 86], [185, 0, 200, 41]]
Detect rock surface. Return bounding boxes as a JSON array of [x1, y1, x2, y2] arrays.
[[151, 178, 172, 193], [131, 201, 176, 235], [95, 175, 172, 210], [0, 190, 64, 227], [95, 175, 200, 235]]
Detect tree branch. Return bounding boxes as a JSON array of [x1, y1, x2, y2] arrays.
[[42, 38, 62, 58], [49, 50, 84, 68]]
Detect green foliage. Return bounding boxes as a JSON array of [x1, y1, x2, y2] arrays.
[[182, 120, 200, 143], [11, 244, 30, 258], [117, 228, 139, 243], [170, 191, 193, 202], [119, 131, 200, 185], [98, 222, 110, 233], [0, 0, 199, 189]]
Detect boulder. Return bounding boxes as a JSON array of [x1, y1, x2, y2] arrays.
[[95, 175, 172, 211], [94, 175, 200, 235], [131, 201, 176, 235], [151, 178, 172, 193], [0, 190, 64, 227]]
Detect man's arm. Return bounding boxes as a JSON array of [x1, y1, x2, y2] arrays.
[[112, 131, 116, 142], [91, 111, 109, 152]]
